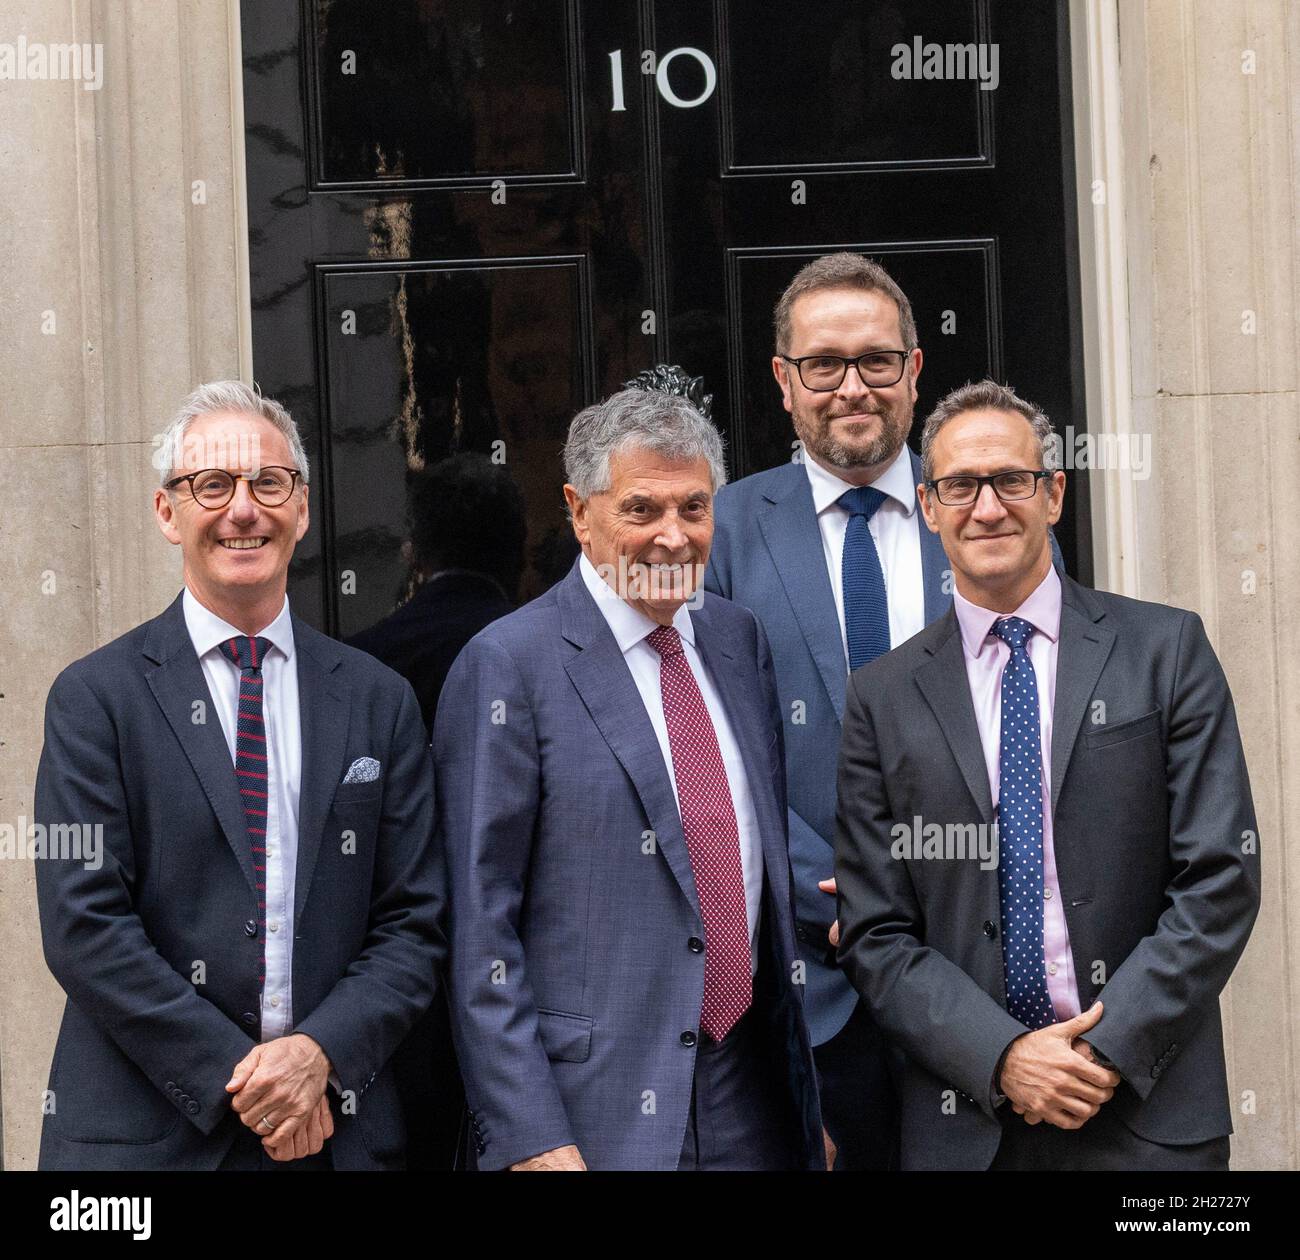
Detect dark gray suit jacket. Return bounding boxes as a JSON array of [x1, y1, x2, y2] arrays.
[[833, 574, 1261, 1169], [34, 592, 447, 1170], [435, 559, 823, 1170]]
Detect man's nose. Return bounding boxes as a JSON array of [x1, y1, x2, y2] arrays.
[[225, 479, 260, 523], [836, 360, 872, 399], [656, 513, 690, 551], [970, 481, 1007, 521]]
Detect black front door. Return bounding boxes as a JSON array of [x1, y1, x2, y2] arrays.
[[242, 0, 1087, 636]]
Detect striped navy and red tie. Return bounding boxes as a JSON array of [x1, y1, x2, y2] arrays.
[[220, 634, 272, 991]]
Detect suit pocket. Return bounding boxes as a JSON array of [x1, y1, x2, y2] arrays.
[[332, 779, 383, 807], [49, 1006, 181, 1145], [1083, 708, 1162, 750], [536, 1009, 593, 1063]]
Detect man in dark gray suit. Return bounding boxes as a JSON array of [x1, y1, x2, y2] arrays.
[[436, 388, 822, 1170], [34, 381, 445, 1170], [834, 379, 1260, 1170]]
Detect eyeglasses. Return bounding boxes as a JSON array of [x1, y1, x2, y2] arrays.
[[925, 469, 1051, 507], [164, 467, 303, 509], [781, 350, 910, 391]]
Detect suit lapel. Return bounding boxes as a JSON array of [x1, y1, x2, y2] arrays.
[[292, 618, 351, 924], [1050, 579, 1115, 811], [559, 567, 701, 919], [757, 464, 849, 720], [143, 594, 258, 897], [913, 613, 995, 823]]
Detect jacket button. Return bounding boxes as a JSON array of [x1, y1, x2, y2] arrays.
[[241, 1012, 258, 1028], [680, 1031, 697, 1047], [983, 921, 997, 939], [244, 919, 258, 937], [688, 937, 704, 953], [186, 1100, 200, 1115], [1151, 1064, 1162, 1078], [165, 1080, 176, 1091]]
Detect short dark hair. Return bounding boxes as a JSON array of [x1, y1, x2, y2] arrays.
[[408, 454, 526, 593], [773, 253, 918, 356], [919, 379, 1061, 482]]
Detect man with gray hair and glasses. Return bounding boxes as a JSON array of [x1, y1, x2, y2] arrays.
[[34, 380, 446, 1170], [833, 379, 1259, 1169], [436, 387, 823, 1170]]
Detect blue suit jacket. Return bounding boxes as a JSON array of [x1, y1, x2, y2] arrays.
[[34, 592, 447, 1170], [706, 451, 951, 1044], [435, 559, 823, 1170]]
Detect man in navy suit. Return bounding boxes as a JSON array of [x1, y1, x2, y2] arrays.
[[34, 381, 445, 1170], [705, 254, 949, 1168], [436, 388, 822, 1170]]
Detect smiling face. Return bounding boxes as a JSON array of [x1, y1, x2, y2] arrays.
[[153, 410, 309, 630], [773, 286, 922, 485], [919, 407, 1064, 612], [564, 446, 714, 626]]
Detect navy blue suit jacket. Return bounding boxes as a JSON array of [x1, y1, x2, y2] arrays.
[[435, 559, 823, 1170], [34, 592, 447, 1169], [706, 450, 951, 1044]]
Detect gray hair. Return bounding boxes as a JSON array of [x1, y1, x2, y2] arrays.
[[562, 388, 727, 500], [920, 379, 1061, 482], [157, 380, 310, 485]]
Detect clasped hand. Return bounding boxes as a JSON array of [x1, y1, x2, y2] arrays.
[[1000, 1001, 1121, 1129], [225, 1033, 334, 1161]]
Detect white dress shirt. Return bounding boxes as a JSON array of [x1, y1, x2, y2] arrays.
[[579, 554, 763, 970], [803, 442, 928, 664], [182, 588, 301, 1041]]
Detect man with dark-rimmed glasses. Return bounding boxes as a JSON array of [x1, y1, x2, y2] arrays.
[[34, 380, 445, 1171], [705, 252, 951, 1169], [833, 378, 1259, 1170]]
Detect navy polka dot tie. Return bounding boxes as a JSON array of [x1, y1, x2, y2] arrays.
[[838, 486, 891, 671], [220, 634, 272, 994], [991, 616, 1055, 1030]]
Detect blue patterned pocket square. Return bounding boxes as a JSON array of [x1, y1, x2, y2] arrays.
[[342, 757, 381, 785]]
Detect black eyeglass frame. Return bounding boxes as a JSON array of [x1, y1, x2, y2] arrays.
[[780, 350, 911, 391], [924, 469, 1054, 506], [164, 466, 304, 509]]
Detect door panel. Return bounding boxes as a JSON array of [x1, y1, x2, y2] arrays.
[[241, 0, 1088, 635]]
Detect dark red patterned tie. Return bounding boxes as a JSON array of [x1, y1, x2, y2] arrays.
[[220, 634, 272, 991], [647, 625, 751, 1041]]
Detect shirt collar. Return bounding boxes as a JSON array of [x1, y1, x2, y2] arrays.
[[182, 587, 296, 662], [953, 563, 1062, 661], [803, 440, 918, 518], [578, 552, 696, 653]]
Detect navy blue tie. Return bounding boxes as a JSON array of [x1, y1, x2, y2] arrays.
[[838, 486, 891, 671], [991, 616, 1055, 1030]]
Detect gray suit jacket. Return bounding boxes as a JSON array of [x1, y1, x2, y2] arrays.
[[706, 452, 966, 1043], [435, 559, 823, 1170], [833, 574, 1261, 1169]]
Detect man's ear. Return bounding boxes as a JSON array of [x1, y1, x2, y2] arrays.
[[562, 484, 589, 547], [907, 346, 923, 402], [295, 481, 310, 541], [1045, 470, 1066, 526], [918, 482, 941, 535], [772, 355, 795, 414], [154, 488, 182, 545]]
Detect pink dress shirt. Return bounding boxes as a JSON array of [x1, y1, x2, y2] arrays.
[[952, 565, 1081, 1023]]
